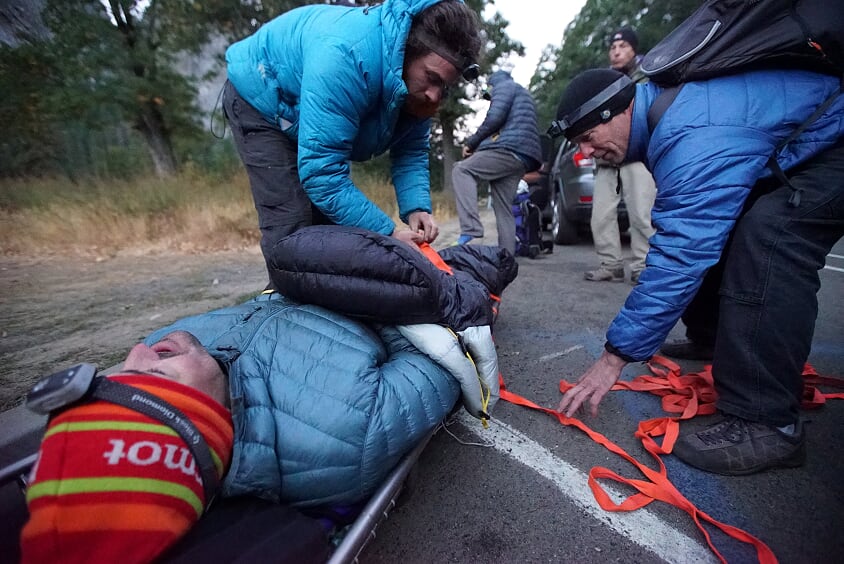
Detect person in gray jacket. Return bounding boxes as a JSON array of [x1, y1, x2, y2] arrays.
[[452, 70, 543, 254]]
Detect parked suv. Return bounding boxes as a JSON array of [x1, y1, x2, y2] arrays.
[[540, 138, 628, 245]]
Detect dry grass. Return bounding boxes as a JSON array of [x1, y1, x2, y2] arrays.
[[0, 170, 456, 257]]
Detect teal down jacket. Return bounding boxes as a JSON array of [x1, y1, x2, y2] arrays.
[[225, 0, 443, 235], [144, 293, 460, 507], [610, 69, 844, 361]]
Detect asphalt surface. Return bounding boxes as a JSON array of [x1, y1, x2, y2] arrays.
[[361, 235, 844, 564], [0, 211, 840, 564]]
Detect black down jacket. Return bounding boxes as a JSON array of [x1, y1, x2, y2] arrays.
[[267, 225, 518, 331]]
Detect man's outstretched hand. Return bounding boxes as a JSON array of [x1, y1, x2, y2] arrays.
[[407, 211, 439, 243], [558, 350, 627, 417]]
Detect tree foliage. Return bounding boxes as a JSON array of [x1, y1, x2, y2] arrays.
[[530, 0, 700, 130], [0, 0, 313, 179], [432, 0, 524, 193]]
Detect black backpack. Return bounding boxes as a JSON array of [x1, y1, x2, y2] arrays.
[[641, 0, 844, 85], [512, 188, 552, 259], [641, 0, 844, 206]]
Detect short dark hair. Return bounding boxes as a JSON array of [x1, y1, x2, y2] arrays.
[[405, 1, 482, 78]]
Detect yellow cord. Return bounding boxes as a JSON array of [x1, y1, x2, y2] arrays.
[[447, 328, 491, 428]]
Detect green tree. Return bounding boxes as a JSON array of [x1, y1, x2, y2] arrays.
[[435, 0, 524, 194], [4, 0, 313, 178], [530, 0, 700, 130]]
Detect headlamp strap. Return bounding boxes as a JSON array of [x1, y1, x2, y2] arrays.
[[414, 30, 478, 81], [90, 377, 220, 510], [549, 76, 632, 137]]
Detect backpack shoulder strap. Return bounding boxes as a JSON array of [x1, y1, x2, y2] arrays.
[[769, 82, 842, 207], [647, 85, 683, 134]]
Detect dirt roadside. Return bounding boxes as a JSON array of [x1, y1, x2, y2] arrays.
[[0, 248, 268, 410], [0, 212, 495, 411]]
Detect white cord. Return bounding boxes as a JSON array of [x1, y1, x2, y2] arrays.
[[438, 414, 494, 448]]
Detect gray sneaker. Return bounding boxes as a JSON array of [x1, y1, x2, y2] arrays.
[[584, 266, 624, 282], [673, 415, 805, 476]]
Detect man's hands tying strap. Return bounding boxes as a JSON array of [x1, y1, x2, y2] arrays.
[[407, 210, 439, 243], [558, 350, 627, 417]]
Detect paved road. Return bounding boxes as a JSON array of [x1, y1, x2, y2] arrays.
[[0, 210, 840, 563], [362, 235, 844, 564]]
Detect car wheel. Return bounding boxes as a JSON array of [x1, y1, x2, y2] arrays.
[[551, 191, 579, 245]]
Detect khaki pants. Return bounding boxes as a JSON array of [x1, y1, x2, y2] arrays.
[[591, 161, 656, 273]]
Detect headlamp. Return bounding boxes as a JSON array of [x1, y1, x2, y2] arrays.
[[461, 63, 480, 82], [547, 75, 633, 139], [26, 364, 221, 508]]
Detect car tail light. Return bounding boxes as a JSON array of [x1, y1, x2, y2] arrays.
[[579, 195, 593, 203], [572, 151, 593, 168]]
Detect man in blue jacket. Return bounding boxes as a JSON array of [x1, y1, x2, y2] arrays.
[[551, 67, 843, 476], [223, 0, 481, 278], [452, 70, 543, 254]]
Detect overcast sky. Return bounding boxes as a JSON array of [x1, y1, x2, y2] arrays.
[[459, 0, 587, 131], [484, 0, 588, 87]]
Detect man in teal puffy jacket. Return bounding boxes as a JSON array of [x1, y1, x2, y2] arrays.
[[223, 0, 481, 281], [551, 67, 843, 476]]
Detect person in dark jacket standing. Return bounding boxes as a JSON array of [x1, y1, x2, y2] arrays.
[[550, 67, 843, 476], [586, 28, 656, 284], [452, 70, 543, 255], [223, 0, 481, 281]]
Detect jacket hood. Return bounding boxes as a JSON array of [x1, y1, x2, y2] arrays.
[[489, 70, 512, 86]]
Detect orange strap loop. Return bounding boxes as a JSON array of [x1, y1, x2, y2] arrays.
[[417, 243, 504, 317], [499, 355, 844, 564], [417, 242, 453, 275], [799, 363, 844, 407]]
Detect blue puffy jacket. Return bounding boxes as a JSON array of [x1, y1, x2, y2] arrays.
[[225, 0, 443, 234], [467, 70, 543, 171], [145, 293, 460, 507], [610, 69, 844, 361]]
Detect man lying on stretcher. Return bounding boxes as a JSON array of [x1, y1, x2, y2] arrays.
[[20, 226, 518, 563]]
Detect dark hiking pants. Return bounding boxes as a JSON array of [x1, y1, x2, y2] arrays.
[[222, 81, 330, 280], [680, 139, 844, 426]]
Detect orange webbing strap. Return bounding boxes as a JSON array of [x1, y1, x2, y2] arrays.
[[489, 293, 501, 319], [417, 242, 453, 275], [606, 357, 844, 453], [417, 243, 503, 313], [498, 360, 779, 564], [799, 363, 844, 407], [603, 355, 717, 455]]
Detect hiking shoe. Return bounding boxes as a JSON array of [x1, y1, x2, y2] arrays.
[[456, 234, 474, 246], [660, 339, 714, 360], [630, 270, 642, 285], [673, 415, 805, 476], [584, 266, 624, 282]]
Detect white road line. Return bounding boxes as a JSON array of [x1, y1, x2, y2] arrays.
[[538, 345, 584, 362], [456, 412, 718, 564], [823, 265, 844, 273], [827, 254, 844, 260]]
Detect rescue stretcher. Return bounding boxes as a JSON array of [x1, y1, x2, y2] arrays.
[[0, 393, 434, 563]]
